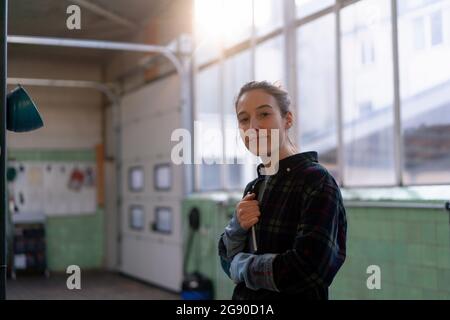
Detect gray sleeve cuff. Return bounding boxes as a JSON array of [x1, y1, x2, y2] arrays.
[[230, 252, 279, 292]]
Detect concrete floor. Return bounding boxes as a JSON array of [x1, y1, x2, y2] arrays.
[[6, 271, 180, 300]]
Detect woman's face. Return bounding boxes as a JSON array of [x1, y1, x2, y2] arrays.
[[236, 89, 292, 157]]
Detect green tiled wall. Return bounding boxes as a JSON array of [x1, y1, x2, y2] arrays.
[[182, 195, 450, 300], [8, 149, 96, 162], [330, 206, 450, 300], [46, 210, 104, 271], [8, 149, 104, 272]]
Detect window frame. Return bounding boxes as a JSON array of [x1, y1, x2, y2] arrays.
[[193, 0, 450, 190]]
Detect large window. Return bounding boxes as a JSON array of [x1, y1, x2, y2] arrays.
[[297, 13, 338, 179], [398, 0, 450, 184], [340, 0, 396, 187], [193, 0, 450, 191]]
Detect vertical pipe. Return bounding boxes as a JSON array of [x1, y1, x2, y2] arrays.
[[283, 0, 299, 150], [335, 1, 345, 187], [180, 54, 194, 196], [219, 28, 226, 191], [249, 0, 257, 179], [0, 0, 7, 301], [250, 0, 256, 80], [391, 0, 403, 186], [113, 98, 122, 269]]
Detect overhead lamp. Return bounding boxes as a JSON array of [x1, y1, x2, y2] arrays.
[[7, 85, 43, 132]]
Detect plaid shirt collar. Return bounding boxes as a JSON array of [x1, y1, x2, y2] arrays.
[[256, 151, 318, 178]]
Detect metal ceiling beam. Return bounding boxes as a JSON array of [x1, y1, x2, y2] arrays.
[[7, 35, 183, 76], [7, 77, 118, 103]]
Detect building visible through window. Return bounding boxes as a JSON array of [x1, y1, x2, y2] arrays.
[[361, 39, 375, 65], [431, 10, 443, 46], [413, 16, 426, 50]]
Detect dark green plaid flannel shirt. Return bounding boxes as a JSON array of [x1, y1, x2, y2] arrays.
[[218, 152, 347, 300]]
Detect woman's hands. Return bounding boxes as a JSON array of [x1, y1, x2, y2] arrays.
[[236, 193, 260, 231]]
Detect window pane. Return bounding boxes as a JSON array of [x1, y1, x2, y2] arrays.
[[223, 50, 256, 189], [227, 164, 243, 188], [224, 50, 253, 111], [255, 36, 285, 84], [398, 0, 450, 184], [223, 0, 253, 48], [195, 0, 252, 58], [194, 36, 221, 66], [398, 0, 443, 15], [195, 64, 223, 190], [431, 10, 443, 46], [194, 0, 222, 65], [341, 0, 396, 187], [199, 163, 221, 190], [297, 14, 339, 180], [296, 0, 334, 19], [254, 0, 283, 36], [413, 16, 426, 50]]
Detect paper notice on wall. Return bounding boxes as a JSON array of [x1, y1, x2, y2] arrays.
[[27, 165, 43, 187], [9, 161, 97, 217]]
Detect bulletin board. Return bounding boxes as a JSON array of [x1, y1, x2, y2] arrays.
[[8, 161, 97, 217]]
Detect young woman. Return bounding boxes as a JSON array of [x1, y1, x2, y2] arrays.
[[218, 81, 347, 300]]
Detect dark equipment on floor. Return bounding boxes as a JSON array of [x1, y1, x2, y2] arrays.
[[181, 207, 214, 300]]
